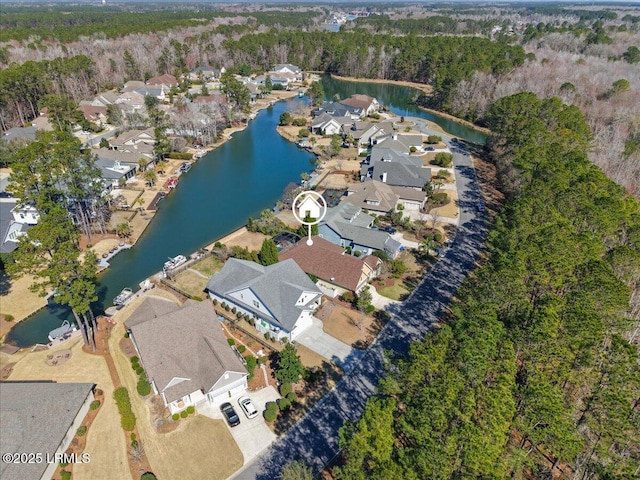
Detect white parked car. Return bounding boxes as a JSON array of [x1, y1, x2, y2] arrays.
[[238, 396, 258, 419]]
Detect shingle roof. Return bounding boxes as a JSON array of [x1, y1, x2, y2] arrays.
[[344, 180, 400, 213], [341, 94, 377, 110], [279, 236, 372, 291], [0, 382, 94, 480], [206, 258, 322, 332], [362, 160, 431, 189], [369, 147, 422, 166], [2, 126, 36, 142], [147, 74, 178, 86], [126, 298, 246, 404]]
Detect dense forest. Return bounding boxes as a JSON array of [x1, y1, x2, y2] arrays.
[[335, 93, 640, 479]]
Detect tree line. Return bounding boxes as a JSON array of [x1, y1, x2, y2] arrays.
[[335, 92, 640, 479]]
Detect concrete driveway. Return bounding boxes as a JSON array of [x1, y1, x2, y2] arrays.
[[199, 386, 279, 465], [295, 317, 361, 370]]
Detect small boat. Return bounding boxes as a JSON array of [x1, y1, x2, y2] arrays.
[[113, 287, 134, 308], [48, 320, 77, 342], [163, 255, 187, 272], [179, 162, 191, 173], [167, 176, 179, 189], [298, 89, 305, 98]]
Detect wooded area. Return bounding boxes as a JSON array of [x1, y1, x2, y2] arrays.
[[336, 92, 640, 479]]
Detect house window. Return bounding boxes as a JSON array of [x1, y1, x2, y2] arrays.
[[240, 293, 244, 299], [253, 300, 259, 309]]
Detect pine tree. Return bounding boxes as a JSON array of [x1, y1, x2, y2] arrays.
[[259, 239, 279, 266]]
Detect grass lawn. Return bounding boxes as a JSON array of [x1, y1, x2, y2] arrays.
[[111, 301, 244, 480], [5, 340, 131, 480], [378, 282, 410, 301], [168, 269, 208, 297], [191, 255, 223, 276], [316, 302, 378, 347]]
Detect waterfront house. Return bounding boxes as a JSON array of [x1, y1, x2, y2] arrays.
[[340, 94, 380, 117], [362, 146, 431, 189], [279, 236, 382, 297], [78, 103, 107, 126], [373, 133, 424, 153], [95, 157, 137, 190], [344, 180, 426, 213], [313, 101, 365, 120], [0, 381, 95, 480], [310, 113, 353, 136], [272, 64, 303, 81], [0, 201, 38, 253], [124, 297, 248, 414], [319, 201, 402, 258], [206, 258, 323, 341]]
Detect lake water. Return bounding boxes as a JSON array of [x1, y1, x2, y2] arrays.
[[6, 77, 487, 346]]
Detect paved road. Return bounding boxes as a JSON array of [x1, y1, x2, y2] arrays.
[[232, 124, 487, 480]]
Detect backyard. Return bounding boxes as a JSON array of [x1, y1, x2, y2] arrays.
[[164, 255, 223, 297], [374, 250, 430, 301]]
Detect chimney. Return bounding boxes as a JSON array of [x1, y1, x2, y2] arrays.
[[382, 172, 387, 183]]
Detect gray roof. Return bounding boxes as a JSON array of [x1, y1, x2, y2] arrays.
[[375, 134, 423, 153], [314, 102, 363, 118], [135, 86, 164, 98], [323, 201, 374, 229], [95, 157, 136, 180], [0, 382, 94, 480], [0, 200, 30, 254], [274, 64, 301, 73], [321, 201, 396, 251], [363, 161, 431, 189], [126, 298, 246, 404], [369, 147, 423, 167], [344, 180, 402, 213], [206, 258, 322, 333]]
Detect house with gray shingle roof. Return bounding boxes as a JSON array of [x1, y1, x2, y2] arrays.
[[0, 381, 95, 480], [319, 201, 402, 258], [344, 180, 426, 214], [206, 258, 322, 341], [124, 297, 248, 414]]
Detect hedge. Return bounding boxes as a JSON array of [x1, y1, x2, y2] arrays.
[[286, 391, 298, 403], [227, 338, 235, 346], [277, 397, 291, 411], [76, 425, 87, 436], [113, 387, 136, 431], [237, 345, 246, 354], [168, 152, 192, 160], [90, 400, 101, 410], [245, 355, 257, 378], [264, 401, 278, 422]]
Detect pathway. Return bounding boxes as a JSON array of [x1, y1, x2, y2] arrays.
[[232, 130, 487, 480], [369, 285, 400, 310]]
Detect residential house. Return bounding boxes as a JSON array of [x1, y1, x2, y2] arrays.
[[346, 121, 394, 152], [272, 64, 303, 81], [188, 66, 219, 81], [90, 91, 118, 108], [373, 133, 423, 153], [122, 81, 145, 93], [124, 297, 248, 414], [0, 201, 39, 253], [109, 128, 155, 164], [344, 180, 426, 213], [340, 94, 380, 116], [279, 236, 382, 297], [0, 381, 95, 480], [245, 82, 262, 102], [135, 86, 167, 102], [116, 91, 145, 110], [206, 258, 323, 341], [78, 103, 107, 126], [2, 126, 37, 142], [362, 160, 431, 190], [319, 201, 402, 258], [313, 101, 365, 120], [95, 157, 137, 190], [310, 113, 345, 136], [147, 74, 178, 88]]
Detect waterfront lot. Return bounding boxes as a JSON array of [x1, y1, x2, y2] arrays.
[[0, 272, 48, 329], [111, 295, 244, 479]]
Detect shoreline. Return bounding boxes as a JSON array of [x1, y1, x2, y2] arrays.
[[0, 90, 300, 332], [328, 74, 491, 136]]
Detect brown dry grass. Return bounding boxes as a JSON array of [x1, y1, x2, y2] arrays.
[[110, 296, 244, 479], [167, 269, 208, 298], [316, 302, 377, 347], [224, 230, 270, 251], [430, 190, 459, 218], [190, 255, 223, 277], [296, 344, 328, 369], [0, 272, 48, 325], [6, 339, 131, 480]]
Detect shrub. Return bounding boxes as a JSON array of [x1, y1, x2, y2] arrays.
[[340, 291, 355, 304], [236, 311, 243, 319], [212, 298, 218, 305], [264, 407, 278, 422], [227, 338, 235, 346], [231, 306, 237, 314], [245, 355, 257, 378], [237, 345, 246, 354], [61, 470, 71, 480], [292, 118, 307, 127], [433, 152, 453, 167], [279, 382, 293, 397], [286, 391, 298, 403], [191, 295, 203, 302], [130, 356, 139, 364], [410, 146, 417, 153], [426, 135, 442, 144], [130, 433, 136, 442], [224, 304, 231, 312], [135, 366, 144, 376], [90, 400, 101, 410], [124, 331, 130, 338], [3, 314, 14, 322], [243, 314, 250, 322], [186, 406, 195, 415], [113, 387, 136, 431], [76, 425, 87, 436], [172, 413, 180, 421], [141, 474, 158, 480], [131, 439, 139, 449], [264, 332, 271, 342], [277, 397, 291, 411], [365, 305, 376, 314], [214, 241, 223, 248], [391, 259, 408, 275], [168, 151, 192, 160], [431, 192, 448, 204], [137, 379, 151, 397], [257, 355, 268, 364], [180, 410, 188, 418], [297, 128, 310, 138], [249, 318, 255, 326]]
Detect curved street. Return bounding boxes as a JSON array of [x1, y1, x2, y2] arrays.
[[233, 121, 488, 480]]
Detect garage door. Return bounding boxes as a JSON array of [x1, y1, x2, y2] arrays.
[[208, 380, 246, 405]]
